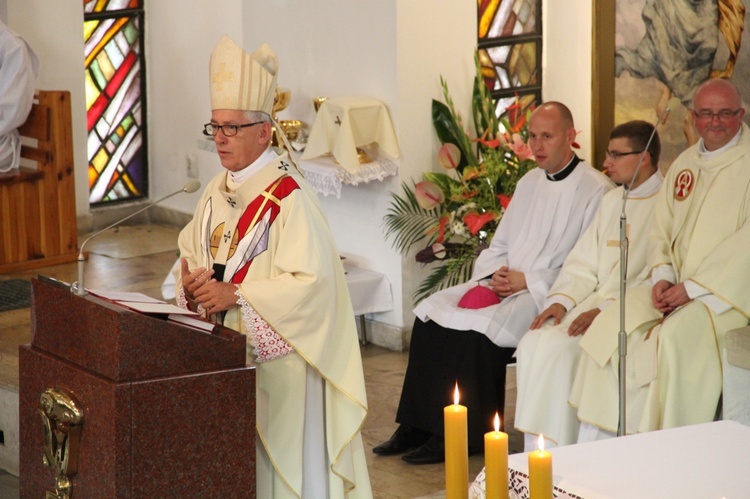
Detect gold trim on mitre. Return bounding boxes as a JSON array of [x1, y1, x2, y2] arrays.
[[209, 36, 278, 114]]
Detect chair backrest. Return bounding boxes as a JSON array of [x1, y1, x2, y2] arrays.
[[0, 90, 78, 273]]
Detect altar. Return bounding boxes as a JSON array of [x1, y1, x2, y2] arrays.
[[470, 420, 750, 498]]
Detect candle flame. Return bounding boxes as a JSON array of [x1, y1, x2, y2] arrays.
[[494, 412, 500, 432], [453, 383, 460, 405], [537, 433, 545, 452]]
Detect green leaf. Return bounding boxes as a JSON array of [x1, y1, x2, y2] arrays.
[[413, 253, 476, 304], [432, 100, 470, 171], [382, 182, 441, 254]]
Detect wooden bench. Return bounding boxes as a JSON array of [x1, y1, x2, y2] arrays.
[[0, 90, 78, 273]]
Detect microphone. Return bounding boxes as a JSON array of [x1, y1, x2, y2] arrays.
[[72, 180, 201, 296], [616, 96, 677, 436], [620, 97, 677, 212]]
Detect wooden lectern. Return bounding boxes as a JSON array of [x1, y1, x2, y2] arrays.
[[19, 277, 257, 498]]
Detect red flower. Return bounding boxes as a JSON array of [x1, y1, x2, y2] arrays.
[[477, 137, 500, 148], [437, 215, 449, 243], [462, 211, 496, 236], [497, 194, 512, 209]]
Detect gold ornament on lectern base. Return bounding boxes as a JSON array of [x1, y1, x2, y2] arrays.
[[39, 388, 84, 499]]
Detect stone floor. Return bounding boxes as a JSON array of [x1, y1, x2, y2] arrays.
[[0, 224, 523, 498]]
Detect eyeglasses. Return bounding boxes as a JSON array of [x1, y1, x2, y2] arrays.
[[202, 121, 264, 137], [605, 150, 643, 160], [692, 109, 742, 121]]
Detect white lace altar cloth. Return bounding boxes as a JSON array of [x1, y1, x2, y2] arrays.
[[297, 151, 397, 198]]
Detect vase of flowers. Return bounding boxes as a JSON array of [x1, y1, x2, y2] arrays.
[[384, 56, 537, 304]]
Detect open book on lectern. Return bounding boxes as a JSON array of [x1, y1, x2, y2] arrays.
[[87, 288, 215, 333]]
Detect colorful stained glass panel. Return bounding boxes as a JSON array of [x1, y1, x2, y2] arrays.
[[478, 0, 537, 41], [478, 0, 541, 120], [84, 11, 145, 204], [85, 0, 140, 14]]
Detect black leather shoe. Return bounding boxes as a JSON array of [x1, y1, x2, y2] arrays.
[[401, 434, 445, 464], [372, 425, 430, 455]]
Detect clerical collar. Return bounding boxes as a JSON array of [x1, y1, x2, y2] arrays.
[[229, 148, 279, 185], [699, 127, 742, 160], [545, 154, 580, 181]]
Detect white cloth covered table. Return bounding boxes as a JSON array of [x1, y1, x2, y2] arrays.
[[301, 96, 400, 173], [344, 264, 393, 344], [297, 151, 398, 198], [470, 421, 750, 498], [344, 264, 393, 316]]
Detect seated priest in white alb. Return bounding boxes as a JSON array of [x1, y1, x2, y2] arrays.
[[177, 36, 371, 498], [372, 102, 613, 464], [0, 20, 39, 173], [570, 78, 750, 441], [514, 120, 663, 451]]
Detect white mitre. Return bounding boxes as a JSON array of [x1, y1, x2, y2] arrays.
[[209, 36, 278, 114]]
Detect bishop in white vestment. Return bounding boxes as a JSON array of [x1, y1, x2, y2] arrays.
[[178, 37, 371, 498]]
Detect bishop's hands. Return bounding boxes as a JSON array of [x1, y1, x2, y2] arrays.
[[652, 280, 691, 315], [180, 258, 238, 315], [488, 266, 527, 298]]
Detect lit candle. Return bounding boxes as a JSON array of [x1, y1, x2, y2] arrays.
[[528, 434, 552, 499], [444, 383, 468, 499], [484, 413, 508, 499]]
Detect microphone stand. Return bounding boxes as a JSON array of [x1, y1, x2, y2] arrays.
[[617, 106, 669, 436], [72, 181, 201, 296]]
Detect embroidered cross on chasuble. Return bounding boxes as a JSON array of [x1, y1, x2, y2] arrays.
[[206, 174, 299, 283]]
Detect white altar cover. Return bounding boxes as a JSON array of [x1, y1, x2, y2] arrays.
[[470, 420, 750, 499]]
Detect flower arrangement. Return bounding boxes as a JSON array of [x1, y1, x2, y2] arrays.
[[383, 56, 537, 304]]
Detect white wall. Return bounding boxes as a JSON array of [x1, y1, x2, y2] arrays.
[[543, 2, 594, 162], [7, 0, 88, 215], [145, 0, 244, 215], [241, 0, 476, 328], [3, 0, 594, 334]]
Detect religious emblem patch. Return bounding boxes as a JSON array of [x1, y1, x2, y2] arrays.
[[674, 169, 694, 201]]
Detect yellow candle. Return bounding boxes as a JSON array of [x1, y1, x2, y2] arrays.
[[484, 413, 508, 499], [444, 384, 468, 499], [528, 434, 553, 499]]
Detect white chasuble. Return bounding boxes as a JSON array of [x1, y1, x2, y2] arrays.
[[179, 152, 371, 498], [571, 125, 750, 434], [515, 174, 661, 446], [414, 162, 613, 347]]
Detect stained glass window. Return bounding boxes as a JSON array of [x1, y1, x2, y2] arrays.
[[478, 0, 542, 123], [83, 0, 146, 205]]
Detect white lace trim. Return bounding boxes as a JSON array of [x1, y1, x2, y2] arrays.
[[177, 284, 207, 317], [297, 153, 398, 198], [177, 285, 188, 309], [235, 288, 293, 362]]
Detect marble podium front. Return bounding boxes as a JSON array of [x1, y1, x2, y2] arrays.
[[19, 277, 257, 497]]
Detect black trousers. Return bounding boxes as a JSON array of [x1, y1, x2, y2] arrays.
[[395, 318, 515, 452]]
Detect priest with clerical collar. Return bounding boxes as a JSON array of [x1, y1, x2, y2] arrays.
[[373, 102, 614, 464], [177, 36, 372, 497]]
